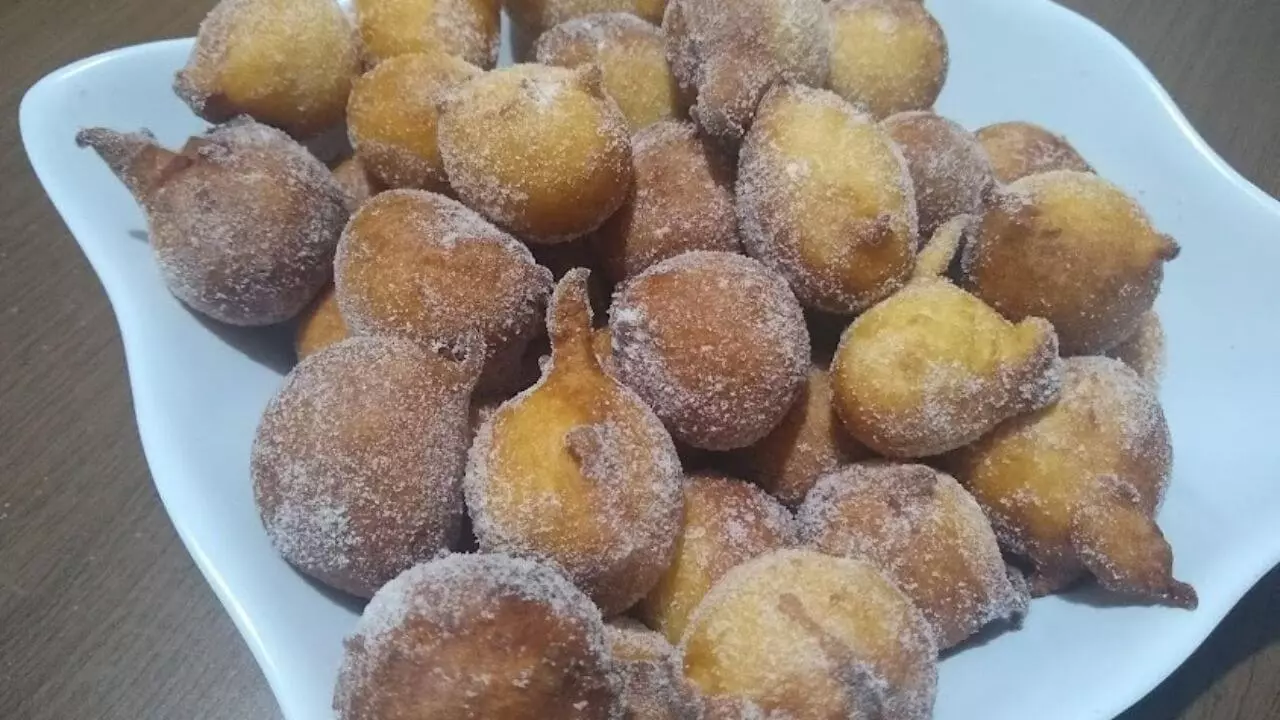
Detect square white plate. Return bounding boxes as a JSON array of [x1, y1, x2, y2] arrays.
[[20, 0, 1280, 718]]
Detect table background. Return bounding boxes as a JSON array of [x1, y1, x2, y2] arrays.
[[1, 0, 1277, 718]]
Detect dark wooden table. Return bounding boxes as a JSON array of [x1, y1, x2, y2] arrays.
[[1, 0, 1277, 718]]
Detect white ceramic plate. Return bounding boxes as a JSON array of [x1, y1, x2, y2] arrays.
[[20, 0, 1280, 718]]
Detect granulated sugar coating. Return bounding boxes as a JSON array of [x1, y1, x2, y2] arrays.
[[827, 0, 948, 120], [831, 278, 1063, 459], [354, 0, 500, 68], [334, 552, 623, 719], [976, 121, 1093, 184], [679, 549, 937, 719], [346, 50, 481, 192], [798, 462, 1029, 649], [593, 120, 739, 283], [662, 0, 828, 145], [464, 270, 684, 615], [882, 111, 995, 243], [611, 251, 810, 451], [250, 336, 482, 598], [961, 170, 1180, 355], [639, 474, 796, 644], [912, 213, 972, 281], [738, 84, 918, 315], [946, 357, 1196, 608], [605, 620, 702, 720], [437, 64, 634, 243], [174, 0, 361, 138], [334, 189, 553, 397], [536, 13, 683, 132], [1106, 310, 1166, 388], [77, 119, 348, 326], [727, 366, 874, 507]]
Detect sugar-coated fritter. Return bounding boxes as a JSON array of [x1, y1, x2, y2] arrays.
[[465, 270, 684, 614], [962, 171, 1179, 355], [830, 278, 1062, 458], [78, 120, 347, 325], [946, 356, 1197, 607]]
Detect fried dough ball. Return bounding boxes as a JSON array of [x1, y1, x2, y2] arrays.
[[961, 171, 1181, 355], [606, 619, 702, 720], [883, 111, 995, 242], [1107, 311, 1165, 387], [662, 0, 829, 145], [508, 0, 667, 63], [536, 14, 682, 131], [976, 121, 1092, 184], [335, 190, 553, 396], [251, 336, 481, 597], [912, 214, 971, 281], [346, 51, 481, 192], [831, 278, 1063, 458], [798, 463, 1029, 649], [77, 121, 347, 326], [465, 270, 684, 614], [438, 64, 634, 243], [330, 156, 382, 212], [354, 0, 501, 68], [680, 549, 937, 719], [727, 367, 873, 507], [611, 252, 810, 451], [738, 84, 917, 315], [334, 553, 621, 719], [827, 0, 947, 120], [593, 121, 739, 284], [174, 0, 361, 138], [639, 474, 794, 643], [946, 357, 1197, 608], [295, 283, 349, 360]]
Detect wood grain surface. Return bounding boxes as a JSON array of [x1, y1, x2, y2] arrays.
[[0, 1, 1277, 718]]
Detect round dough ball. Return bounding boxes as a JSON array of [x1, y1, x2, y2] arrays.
[[827, 0, 947, 120], [508, 0, 666, 62], [738, 84, 917, 314], [438, 64, 634, 243], [662, 0, 829, 144], [335, 190, 554, 397], [346, 51, 481, 191], [638, 474, 794, 643], [830, 278, 1063, 458], [961, 171, 1180, 355], [354, 0, 500, 68], [536, 13, 683, 131], [251, 336, 481, 597], [611, 251, 810, 451], [727, 366, 873, 507], [798, 462, 1029, 648], [295, 283, 349, 360], [976, 121, 1092, 184], [334, 553, 621, 719], [883, 110, 995, 242], [466, 271, 684, 614], [1107, 310, 1165, 387], [77, 120, 348, 326], [330, 156, 382, 212], [175, 0, 362, 138], [946, 357, 1196, 607], [680, 549, 937, 719], [593, 121, 739, 283], [606, 620, 702, 720]]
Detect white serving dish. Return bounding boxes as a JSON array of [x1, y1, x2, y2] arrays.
[[20, 0, 1280, 718]]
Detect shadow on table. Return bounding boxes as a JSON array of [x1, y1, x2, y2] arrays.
[[1119, 565, 1280, 719]]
